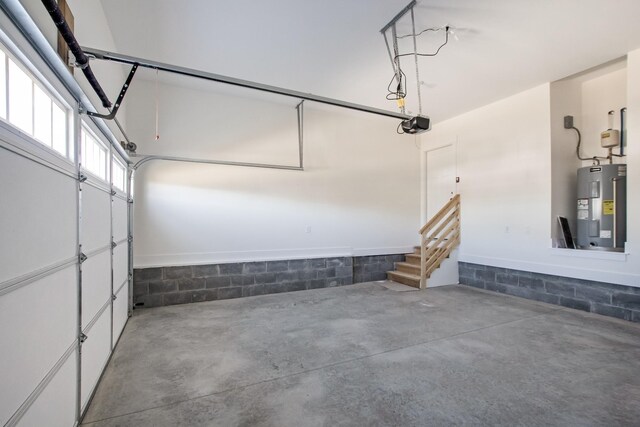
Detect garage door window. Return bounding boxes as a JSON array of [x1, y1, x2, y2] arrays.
[[0, 44, 72, 160], [81, 124, 109, 182]]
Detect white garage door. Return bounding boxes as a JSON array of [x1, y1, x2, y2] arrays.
[[0, 21, 132, 427]]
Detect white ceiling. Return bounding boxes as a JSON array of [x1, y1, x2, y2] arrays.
[[98, 0, 640, 123]]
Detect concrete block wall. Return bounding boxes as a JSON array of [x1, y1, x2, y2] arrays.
[[134, 254, 405, 308], [353, 254, 404, 283], [459, 262, 640, 323]]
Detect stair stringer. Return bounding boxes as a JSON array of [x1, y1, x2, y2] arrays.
[[425, 248, 459, 288]]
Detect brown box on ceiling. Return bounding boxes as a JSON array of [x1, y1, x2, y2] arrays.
[[57, 0, 74, 75]]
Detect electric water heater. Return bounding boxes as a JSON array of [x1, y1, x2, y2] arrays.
[[576, 164, 627, 251]]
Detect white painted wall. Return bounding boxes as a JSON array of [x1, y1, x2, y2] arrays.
[[580, 65, 627, 165], [127, 78, 421, 267], [421, 62, 640, 286]]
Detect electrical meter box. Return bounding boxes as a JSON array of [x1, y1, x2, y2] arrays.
[[601, 129, 620, 148]]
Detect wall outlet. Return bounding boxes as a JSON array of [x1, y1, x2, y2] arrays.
[[564, 115, 574, 129]]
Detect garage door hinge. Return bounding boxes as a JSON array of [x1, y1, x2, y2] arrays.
[[79, 333, 88, 343], [79, 252, 87, 263], [111, 189, 117, 196], [112, 294, 117, 301], [128, 198, 134, 204], [78, 172, 88, 182], [128, 236, 133, 243], [111, 241, 118, 249]]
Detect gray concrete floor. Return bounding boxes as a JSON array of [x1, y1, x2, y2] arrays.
[[81, 282, 640, 426]]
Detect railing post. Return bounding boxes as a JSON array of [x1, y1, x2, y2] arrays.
[[420, 232, 426, 289]]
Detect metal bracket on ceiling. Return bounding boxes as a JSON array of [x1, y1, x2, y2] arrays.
[[85, 63, 139, 121]]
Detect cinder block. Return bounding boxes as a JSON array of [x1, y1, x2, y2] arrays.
[[344, 257, 353, 266], [496, 273, 518, 286], [254, 272, 277, 284], [133, 268, 162, 282], [612, 292, 640, 310], [267, 260, 289, 272], [518, 276, 545, 290], [163, 266, 193, 280], [545, 281, 576, 297], [192, 264, 219, 278], [283, 281, 306, 292], [276, 271, 297, 282], [308, 279, 326, 289], [163, 292, 192, 306], [205, 276, 231, 288], [190, 289, 218, 303], [230, 275, 255, 286], [363, 263, 380, 273], [341, 276, 354, 285], [460, 277, 484, 289], [370, 272, 386, 282], [135, 293, 163, 308], [335, 266, 352, 278], [133, 281, 149, 297], [317, 267, 336, 279], [592, 303, 633, 321], [264, 283, 288, 294], [149, 280, 177, 294], [177, 278, 206, 291], [476, 269, 495, 282], [309, 258, 326, 268], [288, 259, 310, 270], [530, 292, 560, 305], [298, 270, 317, 280], [326, 257, 346, 267], [218, 287, 242, 300], [247, 284, 265, 297], [219, 263, 243, 275], [485, 282, 507, 293], [559, 296, 590, 312], [243, 262, 266, 274], [575, 285, 612, 304]]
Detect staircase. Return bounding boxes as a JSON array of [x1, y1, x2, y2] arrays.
[[387, 194, 461, 289]]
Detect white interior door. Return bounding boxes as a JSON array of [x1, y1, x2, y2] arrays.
[[426, 144, 456, 219]]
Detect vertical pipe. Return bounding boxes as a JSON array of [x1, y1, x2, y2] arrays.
[[620, 108, 626, 156], [612, 177, 619, 249], [296, 101, 304, 169], [410, 6, 422, 115]]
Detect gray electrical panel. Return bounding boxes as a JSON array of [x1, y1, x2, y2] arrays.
[[576, 164, 626, 251]]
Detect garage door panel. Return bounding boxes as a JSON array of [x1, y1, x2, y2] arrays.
[[16, 350, 77, 427], [0, 149, 76, 283], [81, 308, 111, 411], [0, 266, 77, 426], [112, 197, 128, 242], [81, 251, 111, 330], [113, 284, 128, 346], [113, 244, 128, 290], [81, 184, 111, 253]]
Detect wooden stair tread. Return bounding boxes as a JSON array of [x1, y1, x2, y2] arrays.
[[386, 270, 420, 288], [395, 262, 420, 275]]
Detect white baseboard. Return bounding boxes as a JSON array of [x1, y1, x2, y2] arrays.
[[134, 246, 415, 268]]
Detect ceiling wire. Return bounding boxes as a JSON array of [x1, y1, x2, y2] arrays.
[[154, 68, 160, 141]]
